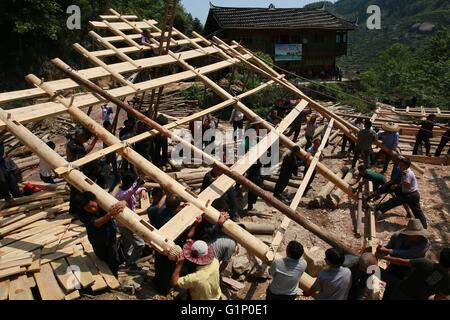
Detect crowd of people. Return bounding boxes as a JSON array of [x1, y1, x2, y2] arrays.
[[1, 88, 449, 301]]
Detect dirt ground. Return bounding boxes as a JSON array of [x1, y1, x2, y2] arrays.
[[19, 100, 449, 300]]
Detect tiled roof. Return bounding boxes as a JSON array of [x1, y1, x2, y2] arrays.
[[206, 4, 356, 31]]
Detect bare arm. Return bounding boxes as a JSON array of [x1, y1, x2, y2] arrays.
[[382, 255, 412, 267], [171, 254, 185, 287], [84, 137, 98, 154], [93, 201, 125, 228]]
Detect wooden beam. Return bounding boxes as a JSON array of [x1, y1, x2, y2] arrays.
[[73, 43, 139, 90], [169, 50, 357, 201], [0, 107, 181, 261], [88, 31, 140, 68], [54, 78, 276, 172], [29, 70, 274, 264], [0, 45, 225, 104], [159, 100, 307, 240]]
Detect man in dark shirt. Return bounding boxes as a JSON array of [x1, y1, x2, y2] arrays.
[[147, 194, 182, 294], [152, 114, 169, 168], [286, 109, 310, 143], [273, 145, 303, 200], [413, 114, 436, 156], [66, 128, 98, 215], [384, 247, 450, 300], [77, 191, 125, 277], [0, 142, 22, 200], [435, 121, 450, 157], [343, 253, 378, 300]]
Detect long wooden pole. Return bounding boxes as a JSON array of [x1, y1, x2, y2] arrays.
[[26, 73, 273, 264], [167, 51, 357, 201], [50, 58, 357, 260], [0, 108, 181, 261], [229, 41, 425, 175], [213, 163, 358, 256], [50, 58, 354, 256]]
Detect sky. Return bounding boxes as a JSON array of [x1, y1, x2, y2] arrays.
[[180, 0, 337, 24]]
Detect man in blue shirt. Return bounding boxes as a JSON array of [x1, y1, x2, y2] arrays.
[[147, 194, 183, 294], [376, 122, 400, 173]]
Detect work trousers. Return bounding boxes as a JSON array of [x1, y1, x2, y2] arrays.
[[152, 135, 169, 167], [413, 133, 431, 155], [92, 237, 120, 277], [233, 120, 244, 141], [273, 171, 294, 198], [0, 169, 22, 200], [154, 252, 176, 295], [341, 134, 355, 154], [118, 226, 145, 266], [374, 149, 392, 173], [435, 136, 449, 157], [352, 146, 372, 168], [376, 190, 427, 228]]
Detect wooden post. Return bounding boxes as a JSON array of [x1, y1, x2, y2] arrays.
[[26, 73, 274, 264], [356, 190, 363, 238], [0, 108, 181, 261]]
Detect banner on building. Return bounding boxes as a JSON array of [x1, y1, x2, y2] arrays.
[[274, 44, 303, 61]]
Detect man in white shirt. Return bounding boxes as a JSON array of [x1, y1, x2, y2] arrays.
[[375, 158, 427, 228], [266, 241, 307, 300], [229, 108, 244, 141]]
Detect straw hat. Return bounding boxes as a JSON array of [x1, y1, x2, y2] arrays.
[[382, 122, 399, 132], [183, 240, 215, 265], [399, 219, 429, 237]]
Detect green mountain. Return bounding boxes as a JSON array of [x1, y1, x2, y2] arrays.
[[305, 0, 450, 71]]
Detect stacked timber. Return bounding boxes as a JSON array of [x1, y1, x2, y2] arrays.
[[0, 189, 120, 300]]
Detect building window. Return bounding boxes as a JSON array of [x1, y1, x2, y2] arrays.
[[343, 33, 347, 43]]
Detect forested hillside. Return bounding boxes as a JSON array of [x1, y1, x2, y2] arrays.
[[0, 0, 202, 91]]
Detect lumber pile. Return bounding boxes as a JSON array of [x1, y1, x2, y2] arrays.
[[0, 190, 119, 300]]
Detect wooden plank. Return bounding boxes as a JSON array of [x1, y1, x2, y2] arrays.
[[81, 240, 120, 289], [65, 246, 95, 289], [0, 257, 33, 270], [8, 275, 33, 300], [34, 263, 65, 300], [89, 20, 158, 30], [27, 276, 36, 288], [0, 55, 247, 130], [39, 247, 73, 265], [50, 258, 80, 293], [0, 279, 10, 300], [99, 15, 138, 20], [0, 45, 227, 104], [158, 100, 307, 240], [64, 290, 80, 300], [81, 252, 108, 292]]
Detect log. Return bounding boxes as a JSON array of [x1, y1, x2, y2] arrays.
[[309, 167, 348, 208], [237, 222, 275, 235], [327, 170, 355, 209], [0, 106, 182, 262]]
